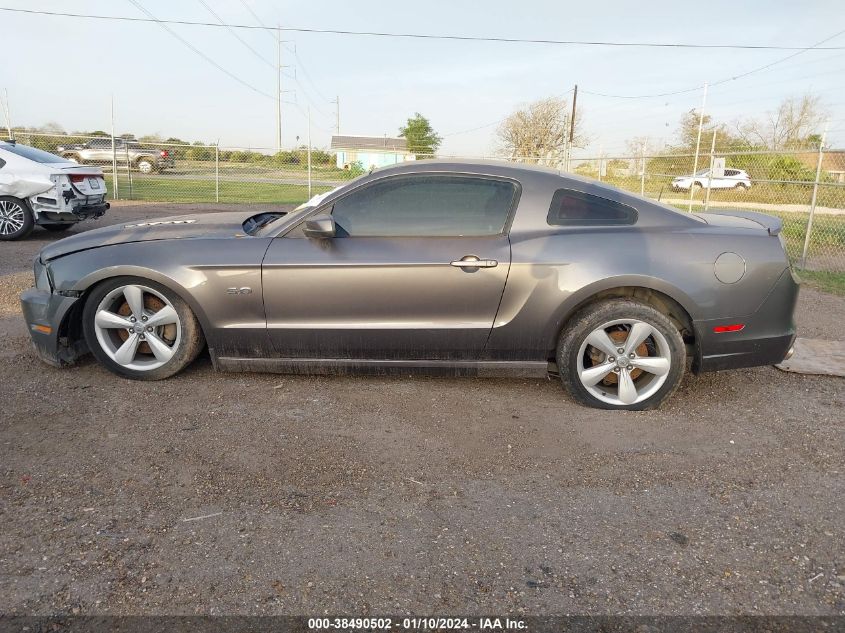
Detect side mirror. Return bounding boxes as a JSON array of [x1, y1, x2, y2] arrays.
[[302, 215, 336, 239]]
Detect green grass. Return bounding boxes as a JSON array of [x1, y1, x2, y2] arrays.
[[105, 176, 331, 205], [797, 270, 845, 296]]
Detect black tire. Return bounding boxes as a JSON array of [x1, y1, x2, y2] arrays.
[[42, 223, 74, 233], [734, 183, 748, 190], [557, 299, 686, 410], [82, 276, 205, 381], [0, 196, 35, 241]]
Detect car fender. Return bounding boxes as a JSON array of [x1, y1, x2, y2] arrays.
[[541, 273, 698, 351], [53, 261, 215, 339]]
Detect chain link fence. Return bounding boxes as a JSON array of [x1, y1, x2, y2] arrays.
[[13, 131, 845, 273]]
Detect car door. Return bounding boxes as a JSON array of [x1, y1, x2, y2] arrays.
[[261, 173, 518, 360]]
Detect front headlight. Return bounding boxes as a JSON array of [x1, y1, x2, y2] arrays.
[[34, 258, 52, 291]]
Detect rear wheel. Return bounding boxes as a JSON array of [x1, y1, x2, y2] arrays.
[[0, 196, 34, 240], [557, 299, 686, 410], [136, 159, 155, 174], [82, 277, 205, 380], [734, 182, 748, 190]]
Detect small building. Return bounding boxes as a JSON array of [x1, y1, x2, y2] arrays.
[[796, 150, 845, 183], [330, 135, 415, 170]]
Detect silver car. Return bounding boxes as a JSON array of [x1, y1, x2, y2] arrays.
[[0, 141, 109, 240], [20, 160, 798, 410]]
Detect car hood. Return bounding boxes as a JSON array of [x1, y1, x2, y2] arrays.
[[40, 211, 257, 261]]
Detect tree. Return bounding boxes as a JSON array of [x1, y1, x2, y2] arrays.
[[399, 113, 442, 158], [736, 94, 827, 150], [496, 97, 584, 165], [674, 110, 745, 153]]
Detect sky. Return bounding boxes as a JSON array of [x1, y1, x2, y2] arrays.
[[1, 0, 844, 156]]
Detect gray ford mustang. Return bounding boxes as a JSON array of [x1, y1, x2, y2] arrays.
[[20, 160, 798, 410]]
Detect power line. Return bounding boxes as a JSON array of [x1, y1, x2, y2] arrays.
[[442, 89, 576, 137], [236, 0, 275, 43], [228, 2, 334, 119], [581, 27, 845, 99], [196, 0, 275, 69], [3, 7, 845, 51], [125, 0, 274, 99]]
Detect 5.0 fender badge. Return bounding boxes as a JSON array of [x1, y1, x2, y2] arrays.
[[226, 287, 253, 295]]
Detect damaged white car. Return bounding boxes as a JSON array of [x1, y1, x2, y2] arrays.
[[0, 141, 109, 240]]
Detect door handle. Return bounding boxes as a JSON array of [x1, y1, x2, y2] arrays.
[[450, 255, 498, 268]]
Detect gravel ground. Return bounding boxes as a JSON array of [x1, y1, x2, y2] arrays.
[[0, 204, 843, 616]]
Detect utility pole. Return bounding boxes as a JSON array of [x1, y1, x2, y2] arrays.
[[687, 82, 708, 212], [1, 89, 12, 138], [333, 95, 340, 135], [276, 25, 282, 152], [566, 84, 578, 171], [307, 106, 312, 198], [110, 95, 119, 200]]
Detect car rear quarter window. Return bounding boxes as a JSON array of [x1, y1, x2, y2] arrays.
[[547, 189, 637, 227], [329, 174, 518, 237]]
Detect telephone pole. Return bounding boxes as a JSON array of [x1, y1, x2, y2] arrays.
[[333, 95, 340, 134], [564, 84, 578, 170], [275, 25, 282, 152]]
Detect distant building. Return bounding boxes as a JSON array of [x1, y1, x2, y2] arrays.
[[330, 135, 415, 170], [796, 149, 845, 183]]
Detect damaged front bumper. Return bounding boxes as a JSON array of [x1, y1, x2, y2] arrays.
[[20, 287, 87, 367]]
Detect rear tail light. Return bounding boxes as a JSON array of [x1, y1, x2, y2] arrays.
[[160, 150, 169, 158], [69, 174, 88, 183], [713, 324, 745, 333]]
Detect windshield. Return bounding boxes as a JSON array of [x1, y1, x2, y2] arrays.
[[292, 186, 343, 213], [694, 169, 710, 176], [0, 142, 68, 164]]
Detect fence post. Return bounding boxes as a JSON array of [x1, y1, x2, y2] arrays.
[[639, 143, 646, 197], [800, 134, 826, 269], [110, 97, 119, 200], [703, 131, 717, 211], [215, 143, 220, 203], [688, 82, 708, 212], [125, 144, 133, 200]]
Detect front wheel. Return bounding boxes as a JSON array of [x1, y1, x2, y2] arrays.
[[82, 277, 205, 380], [557, 299, 686, 410], [0, 196, 34, 240]]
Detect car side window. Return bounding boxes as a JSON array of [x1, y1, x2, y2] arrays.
[[725, 169, 738, 177], [327, 175, 517, 237], [547, 189, 637, 227], [89, 138, 110, 149]]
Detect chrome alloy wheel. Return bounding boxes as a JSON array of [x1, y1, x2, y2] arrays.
[[576, 319, 672, 406], [93, 284, 182, 371], [0, 200, 26, 236]]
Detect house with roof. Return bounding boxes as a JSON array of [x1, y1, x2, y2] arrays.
[[330, 135, 416, 170]]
